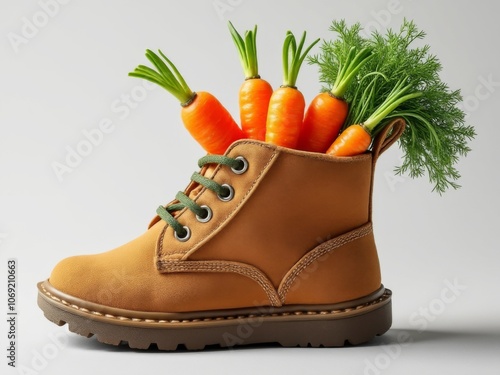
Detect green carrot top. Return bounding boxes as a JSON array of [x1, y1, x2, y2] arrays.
[[228, 21, 260, 79], [129, 49, 194, 106], [282, 31, 320, 87]]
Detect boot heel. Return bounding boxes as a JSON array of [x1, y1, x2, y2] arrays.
[[252, 289, 392, 348]]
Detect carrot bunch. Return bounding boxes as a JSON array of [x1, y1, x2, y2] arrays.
[[126, 27, 401, 158], [128, 19, 474, 193], [129, 26, 320, 153]]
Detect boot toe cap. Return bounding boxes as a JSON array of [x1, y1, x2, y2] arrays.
[[49, 255, 97, 301]]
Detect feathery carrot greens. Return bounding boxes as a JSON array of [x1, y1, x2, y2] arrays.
[[310, 19, 475, 193]]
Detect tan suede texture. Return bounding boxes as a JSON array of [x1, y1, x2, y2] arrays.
[[49, 221, 272, 312], [49, 119, 405, 313], [280, 223, 381, 304], [174, 148, 372, 288]]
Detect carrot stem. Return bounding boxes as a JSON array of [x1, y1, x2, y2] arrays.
[[331, 47, 373, 98], [228, 21, 259, 78], [282, 31, 320, 87], [363, 78, 422, 131], [129, 49, 194, 105]]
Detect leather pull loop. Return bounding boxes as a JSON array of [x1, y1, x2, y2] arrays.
[[370, 118, 406, 163]]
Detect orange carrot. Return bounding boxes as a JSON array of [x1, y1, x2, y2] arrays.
[[299, 92, 348, 152], [239, 78, 273, 141], [298, 47, 372, 153], [228, 22, 273, 141], [326, 78, 422, 156], [265, 86, 305, 148], [265, 31, 319, 148], [326, 124, 371, 156], [180, 91, 244, 154], [129, 49, 244, 155]]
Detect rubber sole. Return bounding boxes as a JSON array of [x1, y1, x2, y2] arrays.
[[37, 280, 392, 350]]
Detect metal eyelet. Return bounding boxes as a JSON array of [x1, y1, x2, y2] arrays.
[[231, 156, 249, 175], [196, 205, 213, 223], [217, 184, 234, 202], [174, 226, 191, 242]]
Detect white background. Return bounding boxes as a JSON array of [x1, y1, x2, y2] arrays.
[[1, 0, 499, 374]]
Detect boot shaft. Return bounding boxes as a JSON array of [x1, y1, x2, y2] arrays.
[[154, 118, 406, 306]]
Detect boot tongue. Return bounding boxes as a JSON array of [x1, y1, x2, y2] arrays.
[[186, 164, 217, 200], [147, 162, 218, 228]]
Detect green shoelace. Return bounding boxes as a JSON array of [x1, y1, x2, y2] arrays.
[[156, 154, 248, 241]]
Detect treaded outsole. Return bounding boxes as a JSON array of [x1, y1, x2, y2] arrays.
[[37, 281, 392, 351]]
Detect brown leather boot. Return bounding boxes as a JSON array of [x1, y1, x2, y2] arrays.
[[37, 118, 405, 350]]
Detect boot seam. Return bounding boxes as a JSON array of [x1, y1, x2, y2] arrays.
[[278, 223, 373, 303], [157, 260, 282, 307], [39, 282, 390, 324]]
